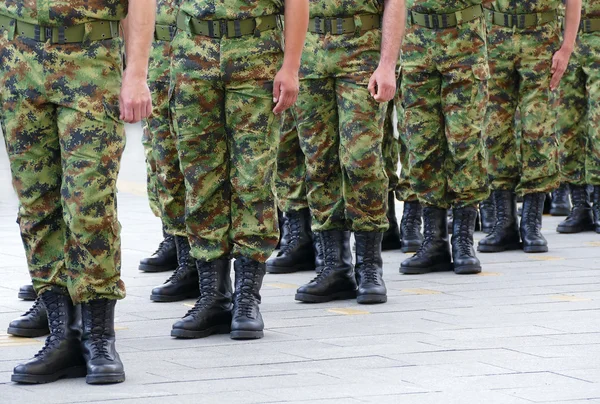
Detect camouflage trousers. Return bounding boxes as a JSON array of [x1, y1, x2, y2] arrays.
[[274, 110, 308, 212], [383, 100, 399, 192], [141, 39, 186, 236], [0, 32, 126, 303], [556, 32, 600, 186], [485, 21, 560, 195], [170, 28, 282, 263], [295, 30, 388, 233], [401, 18, 489, 209]]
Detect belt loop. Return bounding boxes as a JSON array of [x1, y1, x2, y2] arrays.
[[336, 17, 343, 34], [233, 20, 241, 37], [536, 12, 542, 26], [219, 20, 227, 37], [455, 10, 463, 26], [57, 26, 65, 45], [207, 20, 215, 37], [324, 18, 332, 34], [314, 16, 321, 34], [254, 16, 262, 37], [353, 14, 363, 36], [82, 22, 92, 47], [7, 18, 16, 41]]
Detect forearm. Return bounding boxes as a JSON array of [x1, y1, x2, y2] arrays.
[[379, 0, 405, 68], [562, 0, 582, 52], [282, 0, 309, 71], [123, 0, 156, 77]]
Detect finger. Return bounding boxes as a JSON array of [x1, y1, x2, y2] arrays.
[[550, 71, 561, 91], [551, 55, 558, 74], [119, 95, 125, 120], [122, 101, 133, 123], [273, 87, 286, 114], [273, 81, 281, 103], [368, 75, 377, 97], [134, 102, 144, 123]]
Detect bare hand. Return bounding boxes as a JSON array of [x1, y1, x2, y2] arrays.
[[273, 67, 299, 115], [550, 47, 572, 91], [119, 69, 152, 123], [368, 65, 397, 103]]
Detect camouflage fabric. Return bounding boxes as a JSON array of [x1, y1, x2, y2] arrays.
[[556, 29, 600, 186], [274, 111, 308, 213], [141, 124, 162, 218], [488, 0, 561, 13], [383, 101, 400, 192], [156, 0, 178, 25], [0, 0, 128, 26], [391, 90, 418, 202], [0, 31, 126, 304], [307, 0, 381, 17], [401, 16, 489, 209], [407, 0, 485, 13], [179, 0, 282, 19], [295, 28, 388, 232], [170, 26, 282, 262], [484, 17, 560, 194]]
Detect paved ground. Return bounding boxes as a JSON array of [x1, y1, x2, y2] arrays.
[[1, 125, 600, 403]]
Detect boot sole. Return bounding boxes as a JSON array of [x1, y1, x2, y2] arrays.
[[17, 291, 37, 301], [86, 372, 126, 384], [230, 330, 264, 340], [557, 224, 595, 234], [523, 245, 549, 253], [7, 326, 50, 338], [12, 365, 87, 384], [357, 294, 388, 304], [295, 290, 357, 303], [150, 291, 200, 302], [267, 264, 316, 274], [138, 263, 178, 273], [171, 323, 231, 339], [400, 262, 453, 275], [454, 264, 482, 275], [550, 208, 571, 216], [477, 243, 521, 253]]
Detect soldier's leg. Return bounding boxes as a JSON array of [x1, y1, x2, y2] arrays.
[[142, 123, 162, 218], [400, 62, 452, 275], [148, 42, 198, 301], [267, 110, 314, 274], [556, 59, 593, 232], [381, 100, 402, 251], [583, 50, 600, 232], [517, 25, 561, 253], [478, 26, 521, 253]]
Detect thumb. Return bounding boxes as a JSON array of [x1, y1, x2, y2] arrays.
[[551, 54, 558, 74], [368, 75, 377, 98], [273, 81, 281, 103]]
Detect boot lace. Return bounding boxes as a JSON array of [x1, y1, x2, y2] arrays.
[[235, 264, 260, 319], [279, 214, 302, 254], [184, 268, 217, 317], [357, 236, 380, 285], [86, 300, 111, 360], [153, 235, 174, 256], [22, 297, 44, 317], [166, 239, 194, 283], [553, 184, 569, 203], [34, 294, 64, 358], [480, 196, 495, 217], [523, 196, 544, 237], [401, 203, 421, 238], [454, 210, 475, 256], [488, 192, 509, 235], [413, 213, 436, 258]]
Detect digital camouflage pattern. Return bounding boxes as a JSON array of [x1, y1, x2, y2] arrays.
[[488, 0, 561, 13], [170, 26, 283, 262], [179, 0, 282, 19], [401, 16, 489, 209], [484, 16, 560, 194], [295, 27, 388, 232], [407, 0, 484, 13], [556, 2, 600, 186], [0, 0, 127, 26], [141, 0, 186, 235], [0, 31, 126, 304], [307, 0, 381, 18], [274, 111, 308, 213], [383, 101, 400, 192]]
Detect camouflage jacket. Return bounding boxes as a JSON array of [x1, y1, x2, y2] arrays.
[[407, 0, 485, 14], [179, 0, 283, 20], [308, 0, 383, 18], [582, 0, 600, 18], [0, 0, 128, 26], [157, 0, 178, 25], [489, 0, 561, 13]]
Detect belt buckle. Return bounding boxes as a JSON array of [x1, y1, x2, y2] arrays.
[[314, 16, 322, 34], [441, 13, 448, 28], [585, 19, 592, 33], [45, 27, 53, 43], [336, 17, 343, 34], [517, 14, 526, 29], [431, 14, 439, 29], [324, 18, 332, 34], [169, 24, 177, 40]]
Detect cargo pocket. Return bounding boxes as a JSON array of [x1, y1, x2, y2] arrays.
[[470, 62, 490, 114]]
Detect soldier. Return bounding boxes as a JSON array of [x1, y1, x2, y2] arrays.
[[293, 0, 404, 305], [478, 0, 581, 253], [555, 0, 600, 234], [399, 0, 490, 276], [169, 0, 308, 340], [140, 0, 200, 303], [0, 0, 154, 384], [267, 111, 315, 274]]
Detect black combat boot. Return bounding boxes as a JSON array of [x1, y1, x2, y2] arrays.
[[478, 194, 496, 234], [139, 227, 178, 272], [276, 208, 284, 249], [593, 186, 600, 233], [543, 192, 552, 214], [231, 258, 267, 340], [267, 208, 315, 273], [171, 259, 233, 338], [354, 232, 387, 304], [400, 200, 423, 253], [382, 192, 402, 251], [12, 291, 86, 384], [81, 299, 125, 384], [295, 230, 357, 303], [451, 206, 481, 274], [18, 284, 36, 301], [478, 190, 521, 252], [520, 192, 549, 253], [400, 207, 452, 274], [557, 184, 594, 233], [7, 297, 49, 337], [150, 236, 199, 302], [550, 183, 571, 216]]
